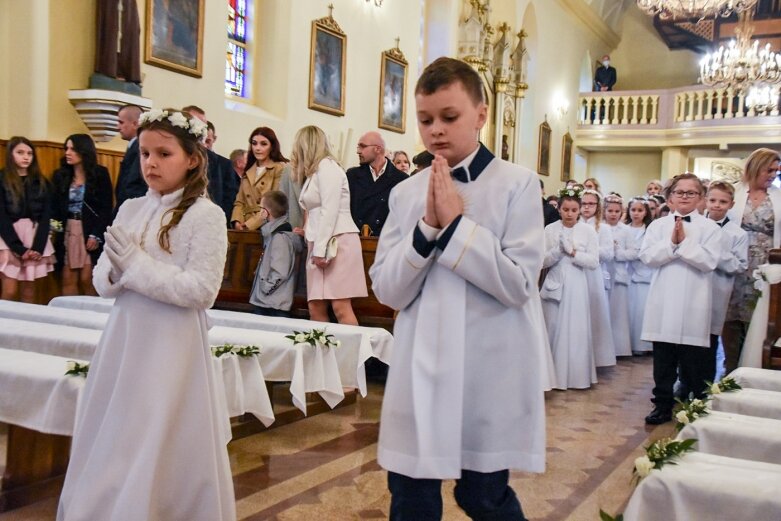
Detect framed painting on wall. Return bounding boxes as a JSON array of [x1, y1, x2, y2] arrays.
[[309, 10, 346, 116], [378, 44, 407, 133], [144, 0, 205, 77], [537, 119, 551, 176], [561, 132, 573, 182]]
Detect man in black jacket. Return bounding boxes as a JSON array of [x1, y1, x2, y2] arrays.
[[345, 131, 407, 235], [594, 54, 617, 92], [182, 105, 238, 225], [114, 104, 146, 214]]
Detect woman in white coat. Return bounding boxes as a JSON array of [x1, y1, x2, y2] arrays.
[[293, 126, 367, 325], [723, 148, 781, 373], [542, 191, 600, 389]]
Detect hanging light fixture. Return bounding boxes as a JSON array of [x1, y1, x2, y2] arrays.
[[699, 9, 781, 94], [745, 84, 780, 113], [636, 0, 757, 20]]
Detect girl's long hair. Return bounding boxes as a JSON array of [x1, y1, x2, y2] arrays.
[[138, 109, 209, 253], [3, 136, 47, 209], [54, 134, 101, 200], [244, 127, 288, 176], [624, 197, 652, 227]]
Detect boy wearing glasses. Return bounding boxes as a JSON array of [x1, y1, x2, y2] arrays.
[[639, 173, 722, 424]]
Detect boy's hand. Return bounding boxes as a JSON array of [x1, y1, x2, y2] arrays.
[[423, 159, 440, 228], [432, 155, 464, 227], [672, 218, 685, 245]]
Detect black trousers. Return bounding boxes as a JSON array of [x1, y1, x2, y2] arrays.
[[652, 341, 716, 409], [388, 470, 526, 521]]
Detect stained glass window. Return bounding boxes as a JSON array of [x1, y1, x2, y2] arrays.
[[226, 0, 250, 98]]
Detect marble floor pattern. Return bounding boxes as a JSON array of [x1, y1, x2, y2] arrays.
[[1, 356, 677, 520]]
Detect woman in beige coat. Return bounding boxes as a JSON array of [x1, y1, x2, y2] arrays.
[[231, 127, 289, 230]]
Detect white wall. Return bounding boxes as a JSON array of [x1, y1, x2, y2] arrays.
[[586, 150, 663, 197]]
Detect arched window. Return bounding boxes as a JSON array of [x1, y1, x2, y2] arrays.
[[226, 0, 251, 98]]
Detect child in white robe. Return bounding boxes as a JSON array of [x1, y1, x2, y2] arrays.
[[58, 109, 235, 521], [640, 174, 721, 425], [542, 190, 599, 389], [603, 195, 633, 357], [580, 189, 616, 366], [370, 57, 546, 520], [625, 197, 654, 354], [706, 181, 748, 375]]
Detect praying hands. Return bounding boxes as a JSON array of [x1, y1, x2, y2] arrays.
[[423, 154, 464, 229]]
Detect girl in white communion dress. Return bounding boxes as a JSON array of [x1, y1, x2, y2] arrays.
[[58, 109, 235, 521]]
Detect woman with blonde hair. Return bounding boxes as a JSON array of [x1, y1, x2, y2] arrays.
[[293, 125, 367, 324], [723, 148, 781, 372], [583, 177, 601, 192], [646, 179, 663, 197]]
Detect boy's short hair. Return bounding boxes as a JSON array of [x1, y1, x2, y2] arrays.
[[415, 57, 484, 106], [261, 190, 288, 218], [668, 172, 704, 195], [708, 180, 736, 199]]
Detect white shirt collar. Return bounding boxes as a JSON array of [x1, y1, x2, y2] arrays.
[[451, 144, 481, 181], [370, 159, 388, 181]]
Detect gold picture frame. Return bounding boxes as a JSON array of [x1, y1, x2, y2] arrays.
[[378, 43, 407, 133], [537, 119, 551, 176], [144, 0, 205, 78], [308, 9, 346, 116], [561, 132, 573, 182]]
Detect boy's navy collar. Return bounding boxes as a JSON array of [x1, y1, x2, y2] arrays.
[[450, 143, 494, 183]]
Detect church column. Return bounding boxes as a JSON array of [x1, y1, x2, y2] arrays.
[[661, 147, 689, 180]]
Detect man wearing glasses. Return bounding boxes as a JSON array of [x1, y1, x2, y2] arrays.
[[346, 131, 408, 236]]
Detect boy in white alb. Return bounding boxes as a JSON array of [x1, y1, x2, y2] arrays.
[[640, 173, 721, 425], [370, 57, 546, 520], [706, 181, 748, 374]]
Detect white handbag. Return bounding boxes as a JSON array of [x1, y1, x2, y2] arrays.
[[325, 236, 338, 261]]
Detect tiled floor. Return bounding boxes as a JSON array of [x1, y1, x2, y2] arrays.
[[1, 356, 675, 520]]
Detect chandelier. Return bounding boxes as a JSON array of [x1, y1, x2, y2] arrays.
[[636, 0, 757, 20], [745, 84, 778, 113], [699, 10, 781, 93]]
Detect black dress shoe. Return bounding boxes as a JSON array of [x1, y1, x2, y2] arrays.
[[645, 406, 672, 425]]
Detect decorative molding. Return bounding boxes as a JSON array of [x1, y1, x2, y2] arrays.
[[315, 4, 345, 36], [67, 89, 153, 143], [553, 0, 621, 49]]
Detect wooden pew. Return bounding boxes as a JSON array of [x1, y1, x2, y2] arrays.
[[217, 231, 395, 329], [763, 249, 781, 369]]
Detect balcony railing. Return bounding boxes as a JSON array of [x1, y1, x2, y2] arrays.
[[579, 85, 781, 128]]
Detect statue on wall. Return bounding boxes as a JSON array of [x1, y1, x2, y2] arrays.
[[94, 0, 142, 88]]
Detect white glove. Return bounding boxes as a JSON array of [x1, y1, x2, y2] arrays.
[[104, 226, 141, 273], [559, 234, 573, 256]]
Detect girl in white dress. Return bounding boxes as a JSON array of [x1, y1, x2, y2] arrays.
[[542, 190, 599, 389], [604, 195, 633, 356], [58, 109, 235, 521], [625, 197, 654, 354], [580, 190, 616, 367]]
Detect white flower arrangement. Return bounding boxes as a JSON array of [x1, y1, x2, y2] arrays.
[[211, 344, 261, 358], [285, 329, 341, 349], [137, 109, 209, 141], [705, 376, 742, 396], [49, 219, 63, 233], [633, 437, 696, 483], [674, 397, 710, 431], [64, 360, 89, 377]]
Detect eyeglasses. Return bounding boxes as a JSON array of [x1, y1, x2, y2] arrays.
[[356, 143, 380, 149], [672, 190, 700, 199]]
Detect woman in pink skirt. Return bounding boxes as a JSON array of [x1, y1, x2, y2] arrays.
[[292, 126, 367, 325], [0, 137, 55, 302], [51, 134, 113, 296]]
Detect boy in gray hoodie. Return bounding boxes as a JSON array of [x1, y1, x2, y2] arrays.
[[250, 191, 305, 316]]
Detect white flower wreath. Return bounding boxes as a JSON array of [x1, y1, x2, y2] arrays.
[[137, 109, 209, 141]]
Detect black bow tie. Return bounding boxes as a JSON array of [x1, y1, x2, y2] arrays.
[[676, 215, 691, 222], [719, 217, 730, 228], [451, 166, 469, 183]]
